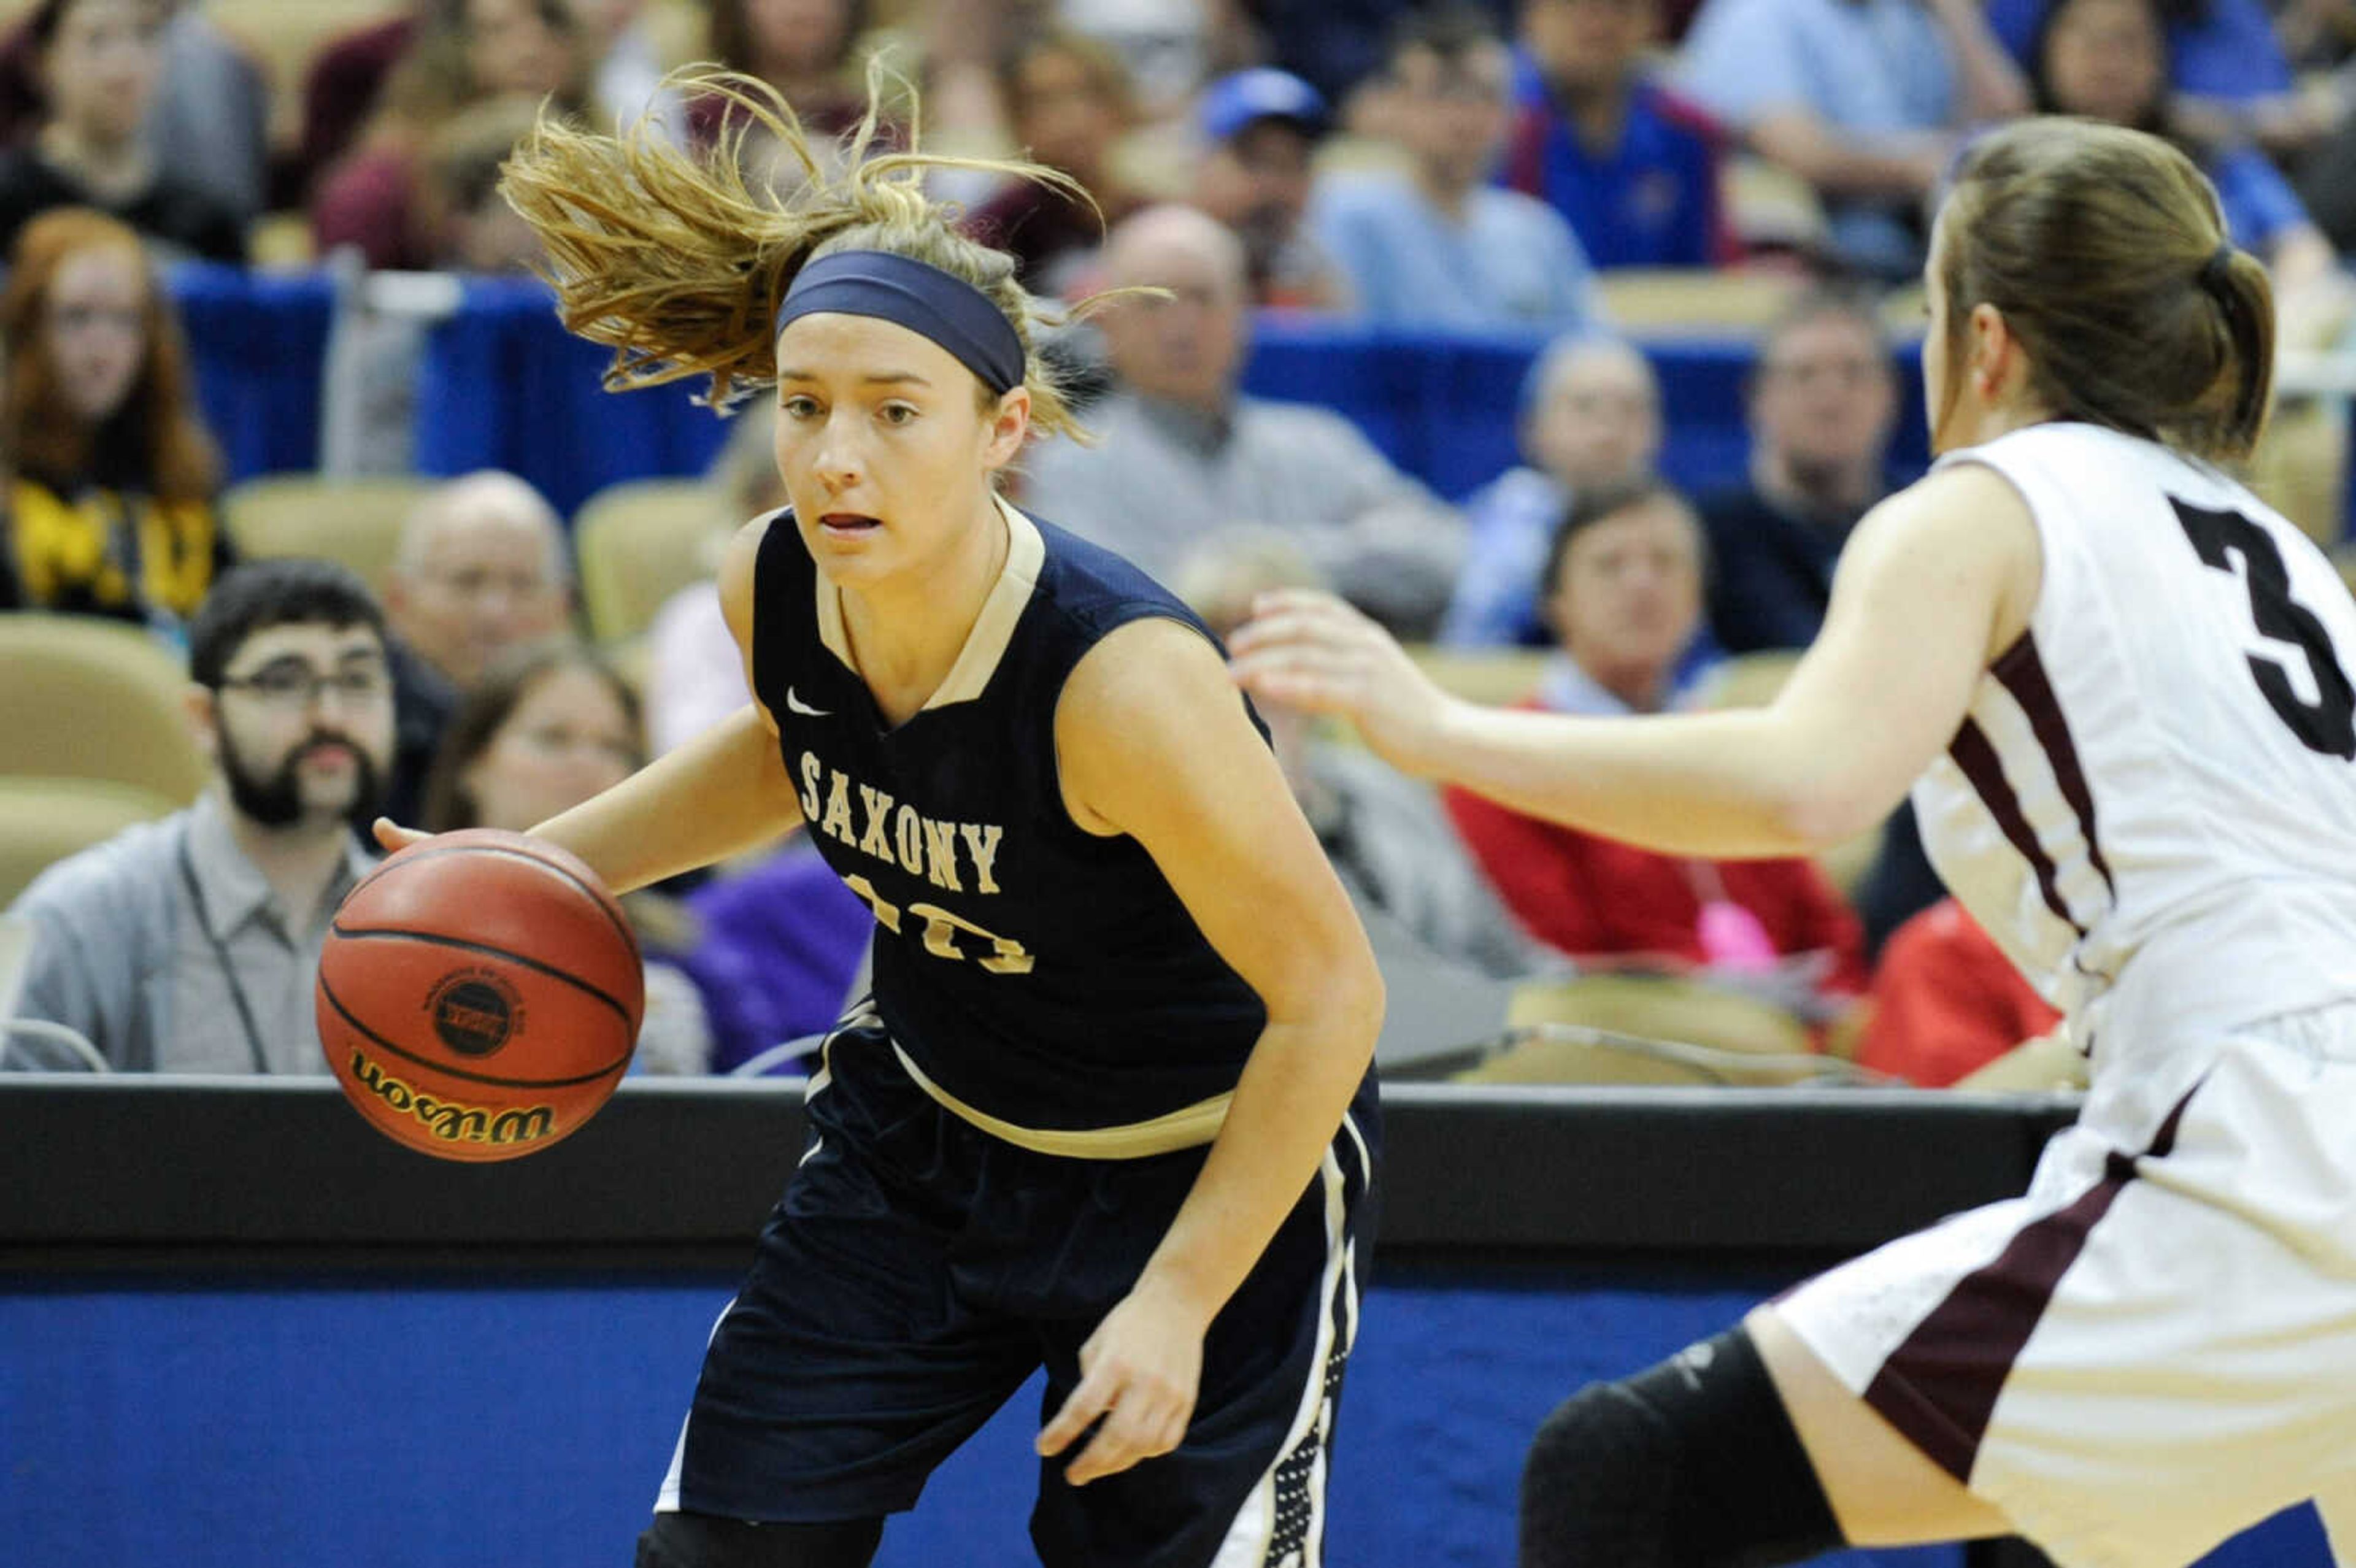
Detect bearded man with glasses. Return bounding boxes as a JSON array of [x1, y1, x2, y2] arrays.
[[5, 558, 396, 1072]]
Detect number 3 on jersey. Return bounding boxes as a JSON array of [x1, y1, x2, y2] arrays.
[[2173, 498, 2356, 759]]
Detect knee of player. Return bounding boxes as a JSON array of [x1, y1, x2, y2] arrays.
[[1519, 1331, 1842, 1568], [1525, 1378, 1673, 1490]]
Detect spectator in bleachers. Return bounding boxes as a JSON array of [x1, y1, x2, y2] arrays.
[[1673, 0, 2028, 277], [646, 402, 780, 758], [688, 0, 874, 148], [1698, 286, 1899, 656], [962, 26, 1148, 298], [141, 1, 268, 230], [312, 0, 587, 271], [1441, 332, 1662, 647], [1857, 896, 2064, 1087], [0, 0, 267, 229], [2030, 0, 2340, 307], [385, 470, 572, 693], [4, 559, 393, 1072], [569, 0, 688, 137], [379, 471, 571, 824], [1307, 7, 1604, 332], [1440, 477, 1866, 1007], [674, 836, 876, 1073], [1501, 0, 1729, 269], [420, 642, 715, 1075], [1019, 202, 1465, 635], [1180, 537, 1545, 994], [297, 2, 425, 202], [1190, 67, 1352, 310], [1992, 0, 2293, 112], [0, 0, 245, 264], [1058, 0, 1233, 124], [1, 207, 228, 633], [417, 96, 550, 274], [1247, 0, 1517, 114]]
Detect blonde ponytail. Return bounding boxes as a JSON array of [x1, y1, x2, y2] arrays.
[[498, 64, 1099, 440]]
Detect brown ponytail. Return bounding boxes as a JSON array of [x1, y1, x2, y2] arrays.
[[1939, 117, 2275, 462], [497, 63, 1101, 440]]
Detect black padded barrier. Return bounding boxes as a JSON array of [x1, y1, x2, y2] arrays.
[[0, 1077, 2079, 1270]]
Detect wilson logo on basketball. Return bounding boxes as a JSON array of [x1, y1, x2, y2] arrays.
[[426, 971, 525, 1057], [347, 1048, 557, 1147]]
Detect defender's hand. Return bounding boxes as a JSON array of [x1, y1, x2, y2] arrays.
[[1228, 588, 1459, 778]]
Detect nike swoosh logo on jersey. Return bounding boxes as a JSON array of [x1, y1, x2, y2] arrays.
[[785, 687, 831, 717]]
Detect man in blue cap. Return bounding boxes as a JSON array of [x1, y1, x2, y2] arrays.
[[1191, 66, 1350, 310]]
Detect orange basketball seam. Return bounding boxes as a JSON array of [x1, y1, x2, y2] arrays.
[[328, 923, 640, 1028], [363, 841, 641, 961], [317, 972, 633, 1089]]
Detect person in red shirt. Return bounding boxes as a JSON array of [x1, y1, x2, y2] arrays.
[[1442, 475, 1868, 1007], [1858, 897, 2063, 1086]]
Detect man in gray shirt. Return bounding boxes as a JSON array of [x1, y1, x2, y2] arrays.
[[1020, 202, 1465, 636], [7, 559, 395, 1072]]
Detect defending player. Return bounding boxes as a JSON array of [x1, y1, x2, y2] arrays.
[[383, 72, 1383, 1568], [1233, 117, 2356, 1568]]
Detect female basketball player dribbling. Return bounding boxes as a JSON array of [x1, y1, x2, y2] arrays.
[[1236, 117, 2356, 1568], [379, 74, 1383, 1568]]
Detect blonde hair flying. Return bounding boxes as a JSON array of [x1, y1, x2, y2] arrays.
[[499, 65, 1096, 440]]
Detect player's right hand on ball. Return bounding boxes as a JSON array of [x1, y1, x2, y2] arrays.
[[371, 818, 432, 855], [1227, 588, 1458, 778]]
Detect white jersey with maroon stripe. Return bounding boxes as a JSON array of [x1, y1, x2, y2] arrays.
[[1915, 421, 2356, 1074], [1772, 423, 2356, 1567]]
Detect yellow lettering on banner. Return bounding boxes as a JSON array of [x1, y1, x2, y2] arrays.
[[920, 818, 963, 893], [858, 785, 898, 863], [958, 824, 1004, 894], [839, 872, 903, 933], [821, 771, 855, 845], [798, 751, 822, 821], [909, 902, 1035, 975]]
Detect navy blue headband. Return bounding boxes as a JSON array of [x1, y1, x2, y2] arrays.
[[772, 250, 1026, 396]]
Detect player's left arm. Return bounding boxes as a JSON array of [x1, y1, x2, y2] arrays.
[[1034, 615, 1384, 1488], [1232, 462, 2042, 857]]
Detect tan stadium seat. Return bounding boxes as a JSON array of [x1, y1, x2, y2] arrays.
[[1454, 972, 1819, 1087], [0, 614, 207, 804], [0, 777, 183, 908], [574, 478, 730, 645], [1406, 645, 1552, 707], [220, 474, 433, 596], [1596, 269, 1806, 336]]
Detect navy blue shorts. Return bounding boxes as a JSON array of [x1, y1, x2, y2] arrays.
[[655, 1020, 1380, 1568]]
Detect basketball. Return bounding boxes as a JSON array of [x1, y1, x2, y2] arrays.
[[318, 829, 645, 1163]]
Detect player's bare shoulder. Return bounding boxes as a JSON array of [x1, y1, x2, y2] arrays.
[[1056, 616, 1251, 836], [1849, 459, 2043, 661]]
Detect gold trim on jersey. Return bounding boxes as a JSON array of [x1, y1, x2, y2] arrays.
[[891, 1042, 1231, 1158], [812, 497, 1045, 711]]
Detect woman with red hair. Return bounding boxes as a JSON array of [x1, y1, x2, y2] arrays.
[[1, 206, 227, 630]]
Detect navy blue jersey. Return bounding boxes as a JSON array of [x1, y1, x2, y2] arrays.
[[749, 500, 1269, 1143]]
